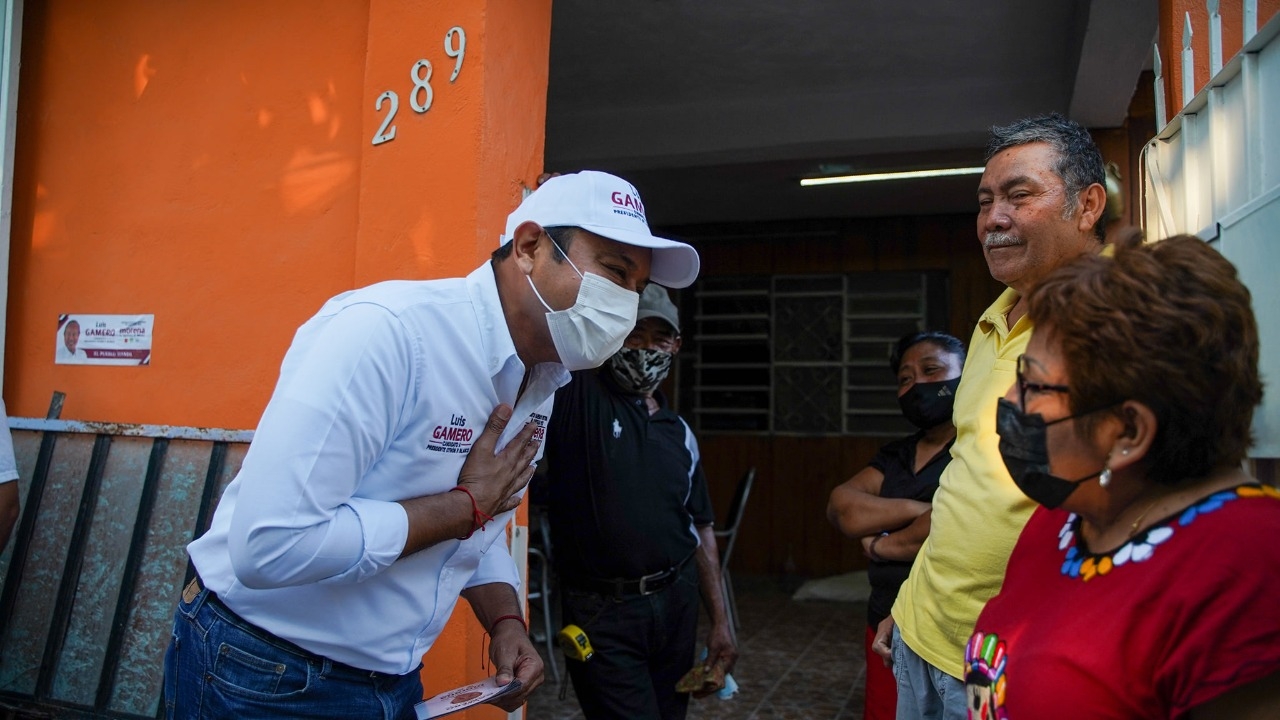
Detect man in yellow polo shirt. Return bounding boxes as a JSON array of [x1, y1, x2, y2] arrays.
[[875, 113, 1109, 720]]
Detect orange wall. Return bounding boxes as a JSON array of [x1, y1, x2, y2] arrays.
[[6, 0, 550, 432], [5, 0, 551, 715], [8, 1, 368, 425], [1158, 0, 1280, 118]]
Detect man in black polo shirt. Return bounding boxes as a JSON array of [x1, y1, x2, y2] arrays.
[[545, 284, 738, 720]]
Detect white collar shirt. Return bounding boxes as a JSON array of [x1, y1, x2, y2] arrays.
[[188, 262, 569, 674]]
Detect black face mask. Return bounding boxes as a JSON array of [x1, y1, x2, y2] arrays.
[[898, 378, 961, 430], [995, 397, 1102, 509]]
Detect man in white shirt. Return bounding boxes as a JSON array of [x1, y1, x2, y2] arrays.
[[163, 171, 700, 720]]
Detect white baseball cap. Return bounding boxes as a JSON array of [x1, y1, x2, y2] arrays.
[[502, 170, 701, 288]]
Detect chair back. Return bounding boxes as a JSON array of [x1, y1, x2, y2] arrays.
[[723, 467, 755, 532], [715, 466, 756, 569]]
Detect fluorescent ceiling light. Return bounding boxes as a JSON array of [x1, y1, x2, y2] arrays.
[[800, 166, 985, 187]]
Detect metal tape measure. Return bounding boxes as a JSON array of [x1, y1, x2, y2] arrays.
[[556, 624, 595, 662]]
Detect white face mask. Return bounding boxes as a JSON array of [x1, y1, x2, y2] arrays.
[[527, 238, 639, 371]]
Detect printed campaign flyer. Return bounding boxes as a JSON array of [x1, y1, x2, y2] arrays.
[[415, 677, 522, 719], [55, 314, 154, 366]]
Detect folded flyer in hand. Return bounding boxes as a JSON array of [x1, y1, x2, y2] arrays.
[[678, 647, 739, 700], [415, 677, 523, 720]]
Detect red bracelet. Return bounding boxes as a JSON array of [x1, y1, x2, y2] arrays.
[[450, 486, 495, 540], [490, 614, 527, 634]]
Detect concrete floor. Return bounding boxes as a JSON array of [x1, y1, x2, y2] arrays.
[[524, 575, 868, 720]]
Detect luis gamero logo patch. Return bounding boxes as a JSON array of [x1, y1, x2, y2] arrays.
[[427, 413, 476, 454]]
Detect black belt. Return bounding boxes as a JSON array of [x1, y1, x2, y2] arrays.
[[564, 554, 693, 598], [185, 575, 399, 680]]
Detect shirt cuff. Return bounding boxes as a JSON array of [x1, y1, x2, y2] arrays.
[[339, 497, 409, 581], [464, 520, 520, 594]]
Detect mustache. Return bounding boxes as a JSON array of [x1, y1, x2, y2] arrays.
[[983, 232, 1021, 249]]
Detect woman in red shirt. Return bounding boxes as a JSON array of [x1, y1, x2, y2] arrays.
[[967, 234, 1280, 719]]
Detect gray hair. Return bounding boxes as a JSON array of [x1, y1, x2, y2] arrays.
[[986, 113, 1107, 241]]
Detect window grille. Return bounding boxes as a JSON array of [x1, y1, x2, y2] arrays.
[[687, 272, 948, 436]]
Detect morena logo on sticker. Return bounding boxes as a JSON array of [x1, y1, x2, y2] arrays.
[[610, 191, 645, 218]]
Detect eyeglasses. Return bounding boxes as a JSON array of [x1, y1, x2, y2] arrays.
[[1016, 354, 1070, 410]]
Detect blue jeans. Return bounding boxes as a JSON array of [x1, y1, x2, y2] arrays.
[[163, 580, 424, 720], [890, 625, 968, 720], [560, 562, 699, 720]]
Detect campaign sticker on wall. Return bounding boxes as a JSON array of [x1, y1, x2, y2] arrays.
[[55, 314, 154, 366]]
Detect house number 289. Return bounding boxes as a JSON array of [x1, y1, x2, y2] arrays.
[[372, 26, 466, 146]]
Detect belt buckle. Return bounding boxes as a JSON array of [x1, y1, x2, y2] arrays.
[[637, 568, 667, 596]]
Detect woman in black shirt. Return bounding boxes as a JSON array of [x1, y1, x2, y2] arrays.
[[827, 330, 965, 720]]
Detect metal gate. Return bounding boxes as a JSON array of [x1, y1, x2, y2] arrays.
[[0, 397, 250, 719]]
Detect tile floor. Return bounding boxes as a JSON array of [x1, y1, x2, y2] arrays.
[[524, 575, 868, 720]]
